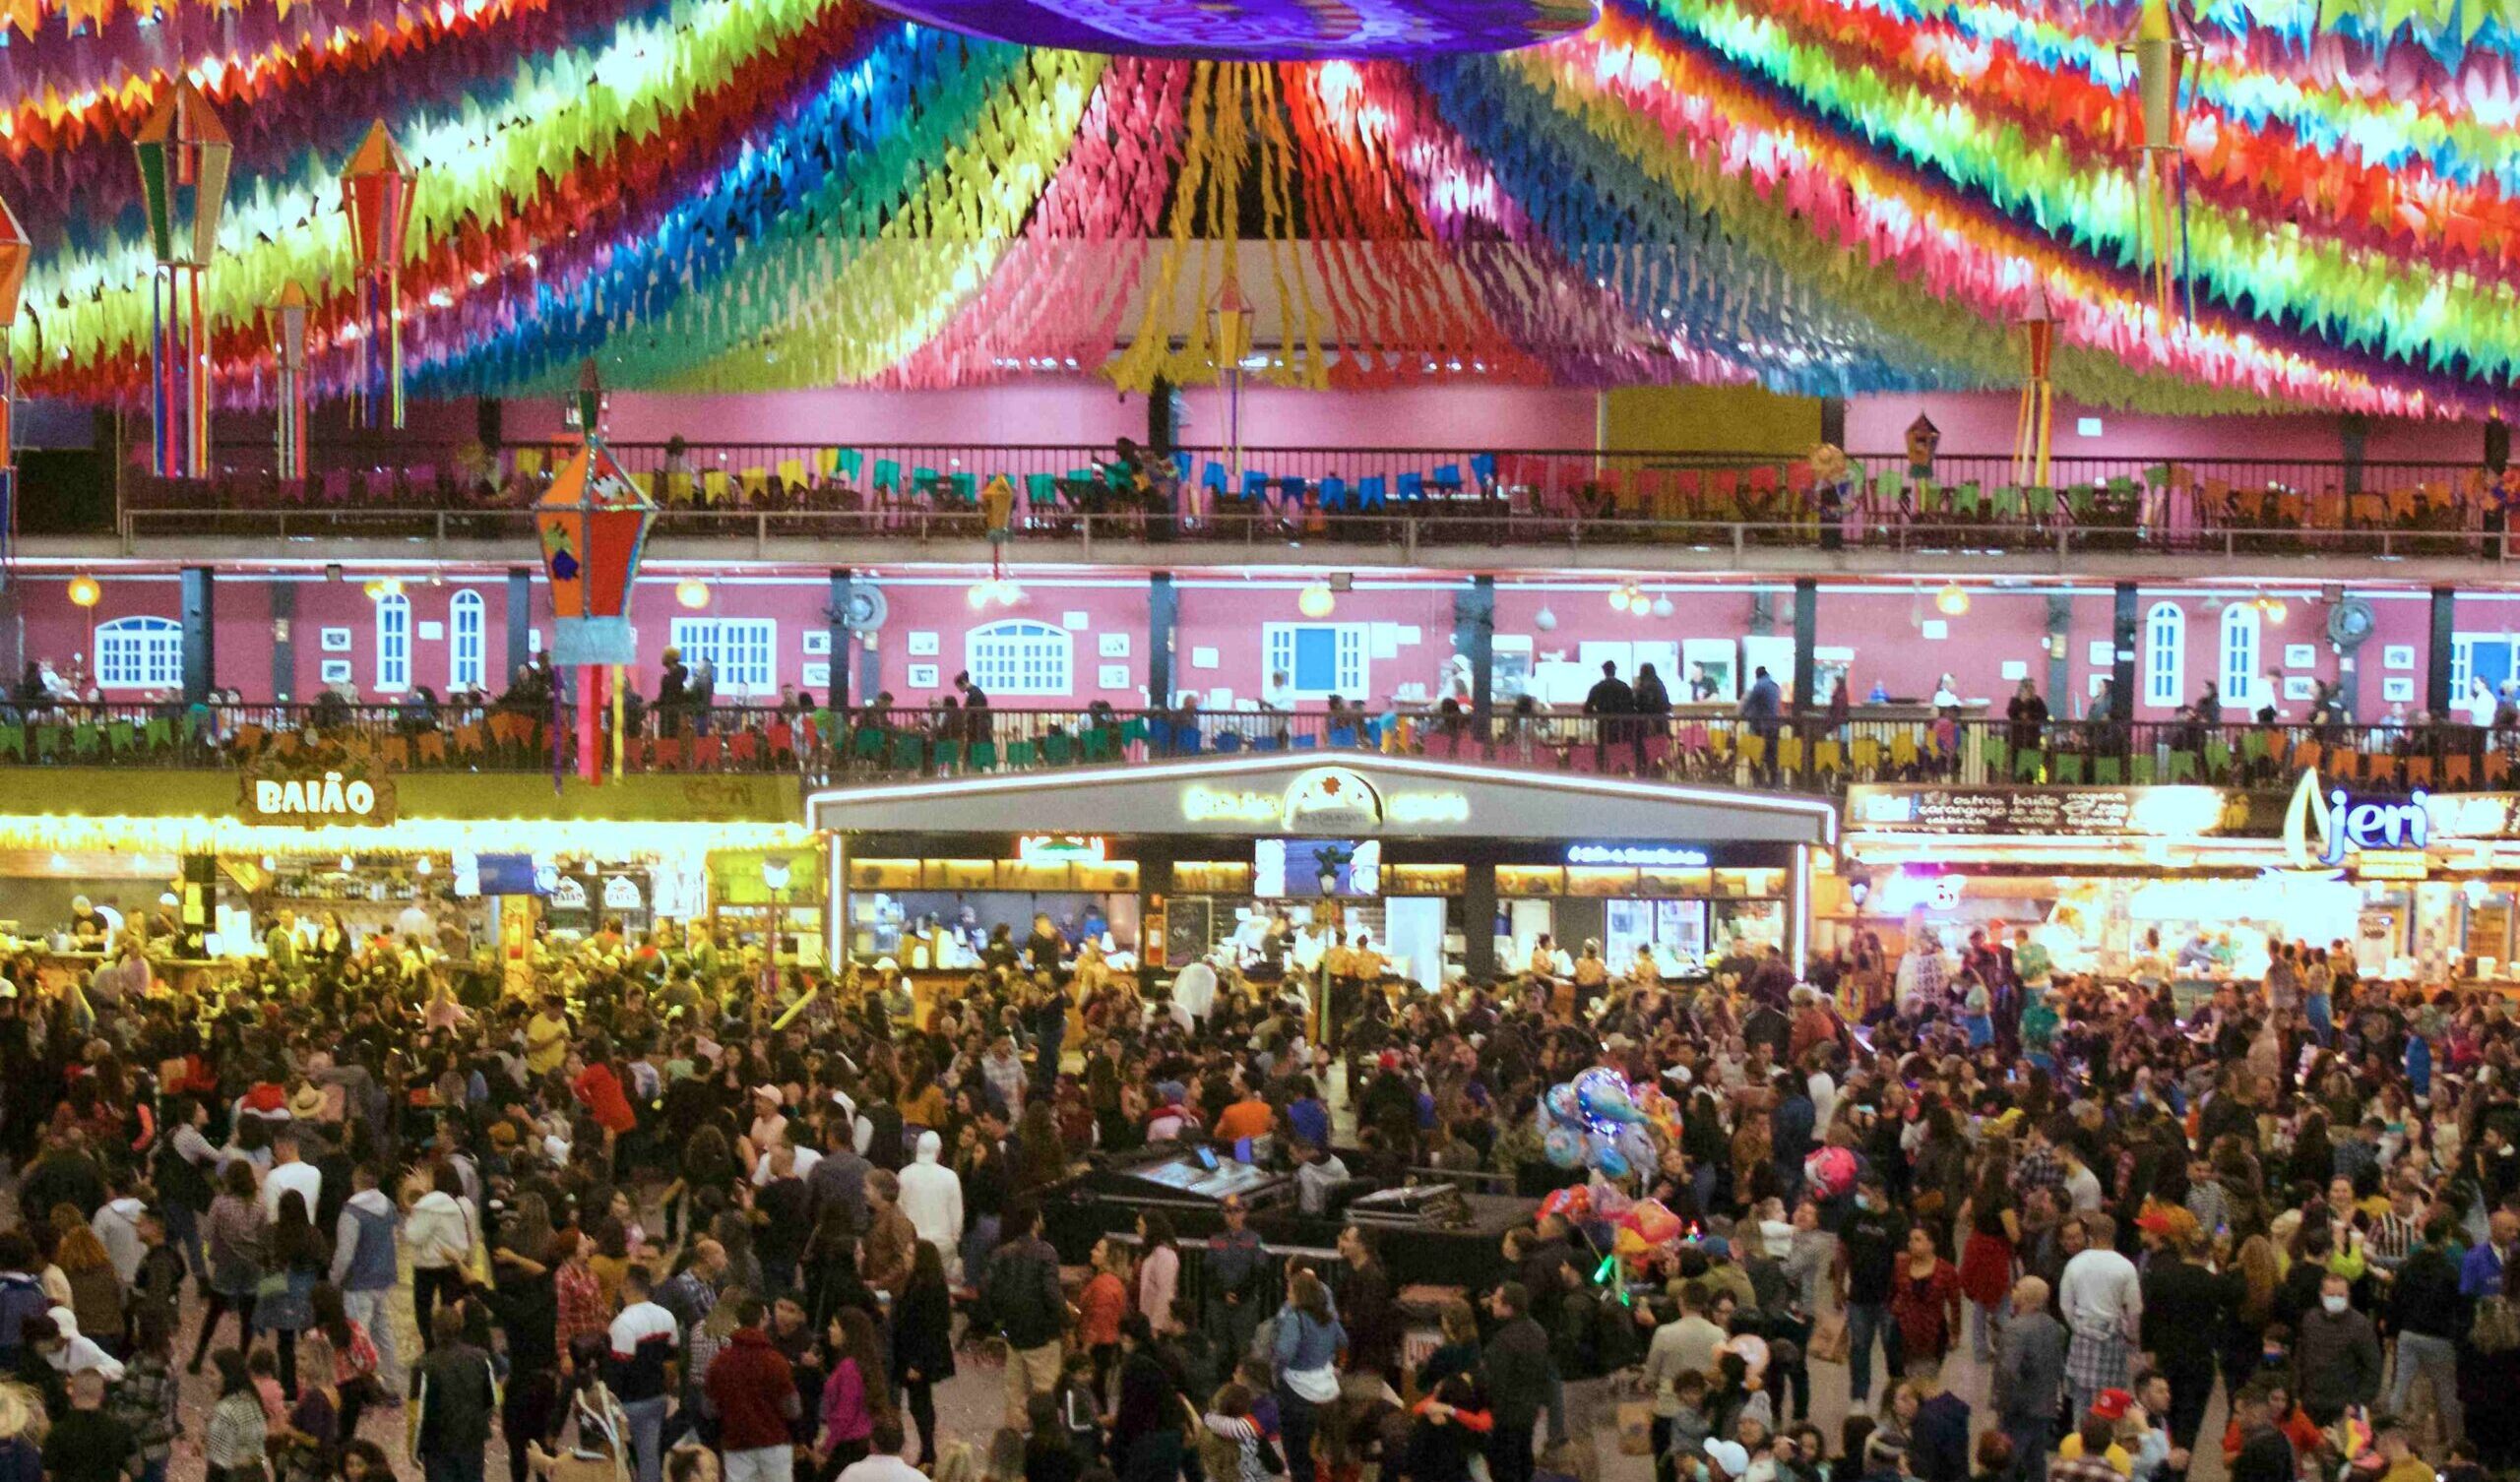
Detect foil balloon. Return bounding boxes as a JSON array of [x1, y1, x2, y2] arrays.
[[1543, 1124, 1586, 1170], [1615, 1123, 1659, 1175], [1591, 1185, 1634, 1221], [1540, 1185, 1593, 1223], [1588, 1128, 1630, 1180], [1573, 1067, 1642, 1125], [1622, 1198, 1684, 1247], [1613, 1225, 1653, 1261], [1803, 1145, 1859, 1201], [1544, 1082, 1583, 1128]]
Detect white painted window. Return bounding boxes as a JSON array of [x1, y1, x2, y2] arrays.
[[965, 620, 1073, 697], [449, 590, 486, 692], [94, 616, 183, 692], [669, 617, 777, 696], [2144, 601, 2183, 710], [2220, 602, 2260, 710], [1264, 622, 1369, 700], [375, 593, 410, 693]]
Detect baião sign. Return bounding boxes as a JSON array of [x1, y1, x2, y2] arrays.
[[238, 763, 399, 827]]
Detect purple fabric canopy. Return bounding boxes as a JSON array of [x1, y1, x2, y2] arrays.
[[872, 0, 1594, 57]]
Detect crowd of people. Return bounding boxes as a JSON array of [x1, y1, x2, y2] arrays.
[[0, 902, 2507, 1482]]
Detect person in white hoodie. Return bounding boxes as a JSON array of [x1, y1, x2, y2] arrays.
[[43, 1305, 122, 1382], [89, 1173, 145, 1286], [404, 1164, 479, 1350], [896, 1130, 965, 1274]]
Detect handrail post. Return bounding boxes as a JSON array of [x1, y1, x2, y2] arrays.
[[1080, 514, 1094, 560], [1732, 523, 1744, 560], [1404, 517, 1418, 561], [757, 511, 769, 556], [434, 511, 447, 546]]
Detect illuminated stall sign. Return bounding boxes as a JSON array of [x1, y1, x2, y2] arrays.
[[2285, 769, 2428, 871], [238, 763, 398, 827], [1567, 844, 1711, 868], [1180, 767, 1469, 830]]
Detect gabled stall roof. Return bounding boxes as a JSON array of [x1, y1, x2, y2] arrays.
[[805, 752, 1837, 845]]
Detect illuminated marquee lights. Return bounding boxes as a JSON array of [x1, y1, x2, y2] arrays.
[[1567, 844, 1710, 867]]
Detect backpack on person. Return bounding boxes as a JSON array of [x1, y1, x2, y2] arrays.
[[0, 1272, 50, 1365], [2474, 1292, 2520, 1354]]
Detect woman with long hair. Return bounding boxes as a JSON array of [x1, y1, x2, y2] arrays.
[[1955, 1154, 2020, 1363], [1272, 1269, 1347, 1482], [2220, 1233, 2284, 1396], [203, 1348, 269, 1482], [892, 1242, 956, 1465], [261, 1190, 328, 1398], [47, 1205, 121, 1358], [816, 1307, 891, 1482], [1135, 1211, 1180, 1337], [190, 1160, 267, 1374], [310, 1284, 381, 1441]]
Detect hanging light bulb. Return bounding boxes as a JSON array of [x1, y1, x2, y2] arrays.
[[675, 578, 711, 610], [1535, 605, 1557, 632], [1935, 583, 1970, 616], [1651, 595, 1675, 619], [2265, 598, 2288, 625], [1298, 582, 1336, 619], [65, 576, 99, 608], [1607, 587, 1632, 614]]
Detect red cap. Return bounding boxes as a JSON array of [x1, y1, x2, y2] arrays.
[[2089, 1390, 2134, 1422]]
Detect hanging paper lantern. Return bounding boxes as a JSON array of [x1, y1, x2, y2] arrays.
[[341, 121, 419, 429], [131, 80, 231, 480], [536, 361, 656, 787]]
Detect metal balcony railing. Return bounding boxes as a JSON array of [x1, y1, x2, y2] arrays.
[[1, 699, 2488, 797], [99, 441, 2515, 561]]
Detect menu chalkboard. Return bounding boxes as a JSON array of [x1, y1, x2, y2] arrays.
[[1845, 785, 2241, 837]]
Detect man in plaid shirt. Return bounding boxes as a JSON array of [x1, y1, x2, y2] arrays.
[[2013, 1116, 2072, 1210]]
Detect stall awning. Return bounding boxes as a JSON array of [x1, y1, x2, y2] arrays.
[[805, 753, 1837, 846]]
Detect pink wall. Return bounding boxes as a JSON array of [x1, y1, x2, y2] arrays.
[[7, 569, 2463, 720], [1845, 392, 2497, 466], [501, 379, 1599, 453]]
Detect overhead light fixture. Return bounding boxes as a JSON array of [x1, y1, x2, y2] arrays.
[[1651, 595, 1674, 619], [1935, 583, 1970, 616], [362, 577, 405, 601], [1298, 582, 1337, 619], [65, 575, 99, 608], [966, 579, 1024, 610], [1535, 605, 1557, 632], [675, 578, 711, 610]]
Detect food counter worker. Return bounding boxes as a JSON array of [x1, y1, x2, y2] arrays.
[[66, 896, 110, 945]]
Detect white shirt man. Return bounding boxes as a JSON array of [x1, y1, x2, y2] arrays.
[[1171, 960, 1219, 1024], [262, 1137, 322, 1223]]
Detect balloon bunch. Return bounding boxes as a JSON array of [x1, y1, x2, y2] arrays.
[[1539, 1066, 1662, 1179]]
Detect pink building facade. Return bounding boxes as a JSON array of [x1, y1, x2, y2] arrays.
[[17, 560, 2483, 723]]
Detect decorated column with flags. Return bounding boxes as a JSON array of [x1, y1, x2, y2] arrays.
[[0, 193, 26, 565], [269, 283, 310, 481], [535, 361, 655, 788], [339, 120, 417, 429], [2014, 278, 2056, 487], [132, 80, 230, 480]]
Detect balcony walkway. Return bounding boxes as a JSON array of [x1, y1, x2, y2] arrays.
[[9, 701, 2475, 798], [69, 441, 2520, 578]]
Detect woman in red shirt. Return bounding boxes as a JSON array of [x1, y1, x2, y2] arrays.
[[1077, 1237, 1130, 1402], [1887, 1223, 1965, 1363]]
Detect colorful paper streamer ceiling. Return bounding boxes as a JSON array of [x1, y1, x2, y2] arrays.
[[9, 0, 2520, 416]]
